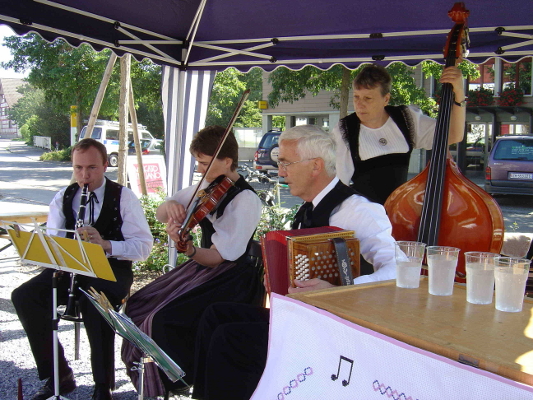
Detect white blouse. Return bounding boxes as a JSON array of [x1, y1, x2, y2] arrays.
[[167, 179, 262, 261], [331, 105, 436, 185]]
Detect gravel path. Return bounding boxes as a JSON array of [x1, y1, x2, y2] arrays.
[[0, 239, 189, 400]]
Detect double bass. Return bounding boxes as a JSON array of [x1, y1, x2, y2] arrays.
[[384, 2, 504, 282]]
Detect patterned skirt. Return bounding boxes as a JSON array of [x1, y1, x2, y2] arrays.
[[121, 257, 263, 397]]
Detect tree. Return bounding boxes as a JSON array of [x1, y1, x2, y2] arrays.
[[8, 84, 70, 145], [205, 67, 263, 128], [2, 34, 164, 143], [267, 62, 445, 120]]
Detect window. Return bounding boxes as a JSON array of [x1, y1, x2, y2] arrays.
[[494, 139, 533, 161]]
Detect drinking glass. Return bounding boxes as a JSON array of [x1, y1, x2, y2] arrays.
[[426, 246, 460, 296], [394, 241, 426, 288], [464, 252, 499, 304], [494, 257, 530, 312]]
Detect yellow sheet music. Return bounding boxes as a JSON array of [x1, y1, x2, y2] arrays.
[[5, 226, 115, 282]]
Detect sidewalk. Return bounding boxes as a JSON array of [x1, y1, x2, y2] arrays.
[[1, 139, 48, 161]]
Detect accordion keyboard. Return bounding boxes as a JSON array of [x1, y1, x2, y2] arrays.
[[291, 242, 359, 285]]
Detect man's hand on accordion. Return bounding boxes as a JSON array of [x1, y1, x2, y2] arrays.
[[288, 278, 335, 293]]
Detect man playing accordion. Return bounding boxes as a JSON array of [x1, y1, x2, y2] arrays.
[[191, 124, 397, 400]]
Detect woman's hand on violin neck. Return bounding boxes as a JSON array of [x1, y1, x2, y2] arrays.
[[157, 200, 186, 224]]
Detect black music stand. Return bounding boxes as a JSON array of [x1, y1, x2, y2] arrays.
[[79, 288, 187, 400], [2, 221, 116, 400]]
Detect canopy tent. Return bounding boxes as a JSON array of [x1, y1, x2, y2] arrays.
[[2, 1, 532, 184], [2, 0, 532, 71], [2, 0, 532, 266]]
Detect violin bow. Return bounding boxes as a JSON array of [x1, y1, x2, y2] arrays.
[[183, 88, 251, 214]]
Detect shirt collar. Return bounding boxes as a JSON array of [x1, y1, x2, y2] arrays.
[[311, 176, 339, 208], [91, 178, 106, 200]]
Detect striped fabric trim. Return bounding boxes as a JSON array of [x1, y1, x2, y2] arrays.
[[161, 66, 216, 265]]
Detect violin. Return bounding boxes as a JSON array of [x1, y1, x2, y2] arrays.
[[176, 175, 234, 252], [384, 2, 504, 281], [175, 89, 250, 253]]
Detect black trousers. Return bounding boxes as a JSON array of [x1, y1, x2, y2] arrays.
[[192, 302, 270, 400], [11, 262, 132, 386]]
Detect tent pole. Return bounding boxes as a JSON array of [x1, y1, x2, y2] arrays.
[[128, 80, 148, 196], [118, 54, 131, 186]]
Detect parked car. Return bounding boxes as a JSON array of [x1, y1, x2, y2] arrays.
[[253, 130, 281, 173], [484, 135, 533, 196], [79, 120, 162, 167]]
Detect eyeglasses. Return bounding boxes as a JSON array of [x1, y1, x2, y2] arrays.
[[276, 158, 317, 171]]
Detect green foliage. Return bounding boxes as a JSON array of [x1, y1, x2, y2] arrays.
[[133, 190, 200, 273], [467, 87, 494, 106], [40, 146, 73, 161], [206, 67, 263, 128], [271, 116, 286, 130], [386, 63, 438, 118], [2, 33, 164, 141], [503, 61, 532, 95], [421, 59, 480, 81], [268, 65, 355, 108], [267, 62, 450, 118], [254, 204, 299, 240]]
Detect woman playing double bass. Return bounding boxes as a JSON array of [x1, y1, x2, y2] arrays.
[[331, 63, 466, 205], [121, 125, 263, 397]]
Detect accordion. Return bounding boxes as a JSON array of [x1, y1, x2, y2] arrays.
[[261, 226, 360, 295]]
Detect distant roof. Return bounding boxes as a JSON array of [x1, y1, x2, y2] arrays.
[[0, 78, 25, 107]]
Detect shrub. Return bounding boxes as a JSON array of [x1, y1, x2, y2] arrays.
[[40, 146, 73, 162], [467, 87, 494, 106]]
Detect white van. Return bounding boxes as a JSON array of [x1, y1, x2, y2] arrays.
[[79, 120, 162, 167]]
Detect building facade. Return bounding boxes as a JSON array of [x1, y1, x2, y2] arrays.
[[0, 78, 24, 138]]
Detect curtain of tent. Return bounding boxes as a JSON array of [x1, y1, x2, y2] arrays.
[[161, 66, 216, 266]]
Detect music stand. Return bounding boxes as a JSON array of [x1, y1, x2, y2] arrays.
[[79, 288, 187, 400], [2, 220, 116, 400]]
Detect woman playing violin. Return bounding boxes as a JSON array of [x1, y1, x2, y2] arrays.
[[121, 126, 263, 397]]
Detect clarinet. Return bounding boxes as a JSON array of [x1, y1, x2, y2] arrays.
[[61, 183, 89, 322], [76, 183, 89, 229]]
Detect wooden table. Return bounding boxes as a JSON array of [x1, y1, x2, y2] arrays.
[[0, 209, 49, 252], [0, 210, 49, 225], [289, 278, 533, 387]]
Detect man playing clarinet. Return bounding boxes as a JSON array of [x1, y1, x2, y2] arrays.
[[12, 138, 153, 400]]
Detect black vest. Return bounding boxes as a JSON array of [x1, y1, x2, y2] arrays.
[[340, 105, 415, 205], [198, 175, 256, 262], [292, 180, 373, 276], [63, 178, 131, 268]]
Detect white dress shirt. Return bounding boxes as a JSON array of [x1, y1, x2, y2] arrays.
[[331, 105, 436, 185], [167, 178, 262, 261], [47, 179, 153, 261], [311, 177, 397, 284]]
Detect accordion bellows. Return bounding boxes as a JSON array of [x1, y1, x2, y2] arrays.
[[261, 226, 360, 295]]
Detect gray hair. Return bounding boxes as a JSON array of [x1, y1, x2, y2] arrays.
[[279, 125, 336, 177]]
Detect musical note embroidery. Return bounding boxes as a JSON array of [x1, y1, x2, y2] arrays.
[[331, 355, 354, 387]]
